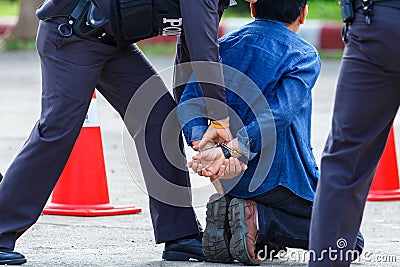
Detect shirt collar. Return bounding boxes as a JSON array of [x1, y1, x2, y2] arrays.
[[254, 18, 286, 28]]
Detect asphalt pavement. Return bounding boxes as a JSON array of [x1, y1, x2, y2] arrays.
[[0, 51, 399, 266]]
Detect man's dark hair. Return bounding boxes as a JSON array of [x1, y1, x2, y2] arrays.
[[254, 0, 308, 24]]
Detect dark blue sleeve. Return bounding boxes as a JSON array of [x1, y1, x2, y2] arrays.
[[177, 78, 209, 146], [177, 0, 228, 120]]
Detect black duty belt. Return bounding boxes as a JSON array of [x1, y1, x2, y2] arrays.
[[37, 0, 116, 46], [354, 0, 400, 9]]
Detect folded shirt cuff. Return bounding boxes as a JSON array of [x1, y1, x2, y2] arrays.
[[237, 130, 257, 161], [183, 125, 209, 146]]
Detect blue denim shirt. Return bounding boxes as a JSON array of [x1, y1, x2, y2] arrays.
[[178, 19, 321, 201]]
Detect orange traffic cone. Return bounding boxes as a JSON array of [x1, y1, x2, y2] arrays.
[[43, 93, 142, 216], [367, 127, 400, 201]]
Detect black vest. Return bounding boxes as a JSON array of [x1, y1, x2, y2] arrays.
[[112, 0, 182, 44]]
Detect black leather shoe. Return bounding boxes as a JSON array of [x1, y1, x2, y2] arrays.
[[0, 249, 26, 265], [162, 234, 206, 261], [202, 193, 234, 263], [352, 231, 364, 261]]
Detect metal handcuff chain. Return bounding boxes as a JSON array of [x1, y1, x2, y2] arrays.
[[201, 142, 243, 158]]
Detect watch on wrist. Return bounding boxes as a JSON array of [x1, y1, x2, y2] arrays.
[[218, 143, 249, 163], [220, 143, 241, 157], [220, 145, 231, 159]]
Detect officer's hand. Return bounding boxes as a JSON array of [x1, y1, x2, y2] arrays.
[[245, 0, 258, 3], [201, 117, 232, 144], [202, 126, 232, 144]]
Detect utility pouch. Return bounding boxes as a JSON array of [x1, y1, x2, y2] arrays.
[[111, 0, 182, 46], [37, 0, 109, 40], [339, 0, 355, 23], [73, 1, 109, 39], [112, 0, 155, 44], [339, 0, 355, 43]]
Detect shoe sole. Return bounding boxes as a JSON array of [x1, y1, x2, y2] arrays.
[[0, 258, 27, 265], [202, 193, 233, 263], [228, 198, 259, 266]]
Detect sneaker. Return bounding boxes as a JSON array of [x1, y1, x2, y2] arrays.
[[228, 198, 260, 265], [202, 193, 233, 263]]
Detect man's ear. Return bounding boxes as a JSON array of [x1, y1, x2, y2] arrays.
[[299, 5, 308, 25], [250, 3, 256, 18]]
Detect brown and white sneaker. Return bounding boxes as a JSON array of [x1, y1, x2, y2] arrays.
[[228, 198, 260, 265]]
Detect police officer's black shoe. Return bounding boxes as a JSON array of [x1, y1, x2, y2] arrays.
[[162, 233, 206, 261], [0, 172, 3, 182], [0, 248, 27, 265], [202, 193, 234, 263], [352, 231, 365, 261]]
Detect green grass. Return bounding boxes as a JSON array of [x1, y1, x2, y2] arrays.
[[0, 1, 19, 17], [137, 42, 177, 56], [307, 1, 341, 21], [318, 50, 343, 60], [1, 38, 36, 50]]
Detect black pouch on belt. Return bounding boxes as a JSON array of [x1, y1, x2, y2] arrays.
[[111, 0, 156, 45], [72, 1, 109, 39], [36, 0, 109, 40], [111, 0, 182, 47]]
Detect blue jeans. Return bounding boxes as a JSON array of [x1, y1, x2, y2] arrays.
[[249, 186, 312, 250]]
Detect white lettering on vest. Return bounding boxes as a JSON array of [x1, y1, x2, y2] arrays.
[[162, 18, 182, 36]]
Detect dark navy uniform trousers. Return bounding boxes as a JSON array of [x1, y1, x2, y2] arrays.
[[309, 6, 400, 267], [0, 17, 200, 250]]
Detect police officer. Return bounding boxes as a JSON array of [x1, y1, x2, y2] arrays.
[[0, 0, 257, 265], [309, 1, 400, 266]]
